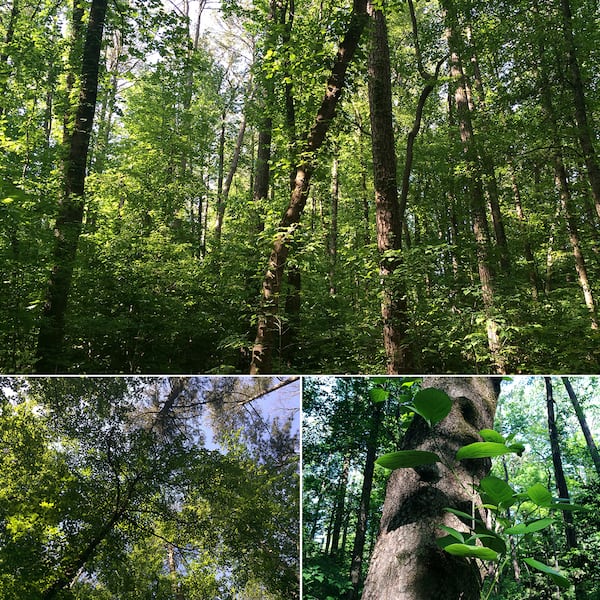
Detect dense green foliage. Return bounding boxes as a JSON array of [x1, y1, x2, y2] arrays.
[[0, 376, 299, 599], [303, 376, 600, 599], [1, 0, 600, 372]]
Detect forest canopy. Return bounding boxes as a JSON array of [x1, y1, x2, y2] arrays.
[[1, 0, 600, 373], [0, 375, 300, 599]]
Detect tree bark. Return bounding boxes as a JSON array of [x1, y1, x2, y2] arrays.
[[544, 378, 578, 550], [361, 377, 500, 600], [330, 453, 350, 557], [561, 377, 600, 477], [367, 2, 408, 374], [249, 0, 369, 373], [35, 0, 108, 373]]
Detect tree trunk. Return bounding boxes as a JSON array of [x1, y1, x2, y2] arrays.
[[330, 454, 350, 557], [0, 0, 19, 117], [368, 2, 408, 374], [35, 0, 108, 373], [544, 378, 578, 550], [249, 0, 369, 373], [561, 377, 600, 477], [361, 377, 500, 600], [443, 0, 504, 373], [328, 153, 339, 296], [560, 0, 600, 221], [510, 164, 540, 299], [215, 113, 247, 241], [347, 400, 383, 600]]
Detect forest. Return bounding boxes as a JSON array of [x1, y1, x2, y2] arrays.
[[0, 375, 300, 599], [2, 0, 600, 374], [303, 376, 600, 599]]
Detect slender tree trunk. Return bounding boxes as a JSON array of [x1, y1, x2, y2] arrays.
[[510, 164, 540, 299], [443, 0, 504, 373], [330, 454, 350, 557], [215, 114, 247, 240], [368, 2, 408, 373], [35, 0, 108, 373], [0, 0, 19, 117], [561, 377, 600, 477], [560, 0, 600, 220], [328, 153, 339, 296], [249, 0, 369, 373], [347, 400, 383, 600], [537, 11, 598, 330], [361, 377, 500, 600], [544, 378, 578, 550]]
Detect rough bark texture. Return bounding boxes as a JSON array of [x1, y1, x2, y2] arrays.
[[368, 4, 408, 374], [361, 377, 500, 600], [35, 0, 108, 372], [249, 0, 369, 373]]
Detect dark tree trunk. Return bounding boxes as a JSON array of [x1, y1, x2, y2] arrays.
[[330, 454, 350, 557], [250, 0, 369, 373], [560, 0, 600, 221], [347, 400, 383, 600], [361, 377, 500, 600], [0, 0, 19, 117], [544, 378, 578, 550], [561, 377, 600, 477], [367, 2, 408, 374], [35, 0, 108, 373]]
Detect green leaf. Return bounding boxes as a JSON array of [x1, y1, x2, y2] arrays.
[[548, 502, 588, 511], [444, 507, 481, 523], [479, 429, 505, 443], [369, 387, 389, 404], [523, 558, 571, 588], [456, 442, 514, 460], [527, 483, 552, 507], [505, 518, 554, 535], [438, 525, 464, 543], [411, 388, 452, 426], [479, 475, 514, 507], [443, 543, 498, 560], [375, 450, 440, 469]]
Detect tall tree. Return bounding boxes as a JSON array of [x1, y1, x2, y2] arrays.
[[35, 0, 109, 372], [562, 376, 600, 477], [544, 377, 578, 551], [367, 1, 408, 374], [249, 0, 369, 373]]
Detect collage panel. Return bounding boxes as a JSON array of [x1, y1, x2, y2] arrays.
[[302, 376, 600, 600], [0, 376, 300, 599]]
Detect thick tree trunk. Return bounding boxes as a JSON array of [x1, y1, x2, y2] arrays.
[[249, 0, 369, 373], [35, 0, 108, 373], [361, 377, 500, 600], [347, 400, 383, 600], [561, 377, 600, 477], [368, 3, 408, 374], [544, 378, 578, 550]]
